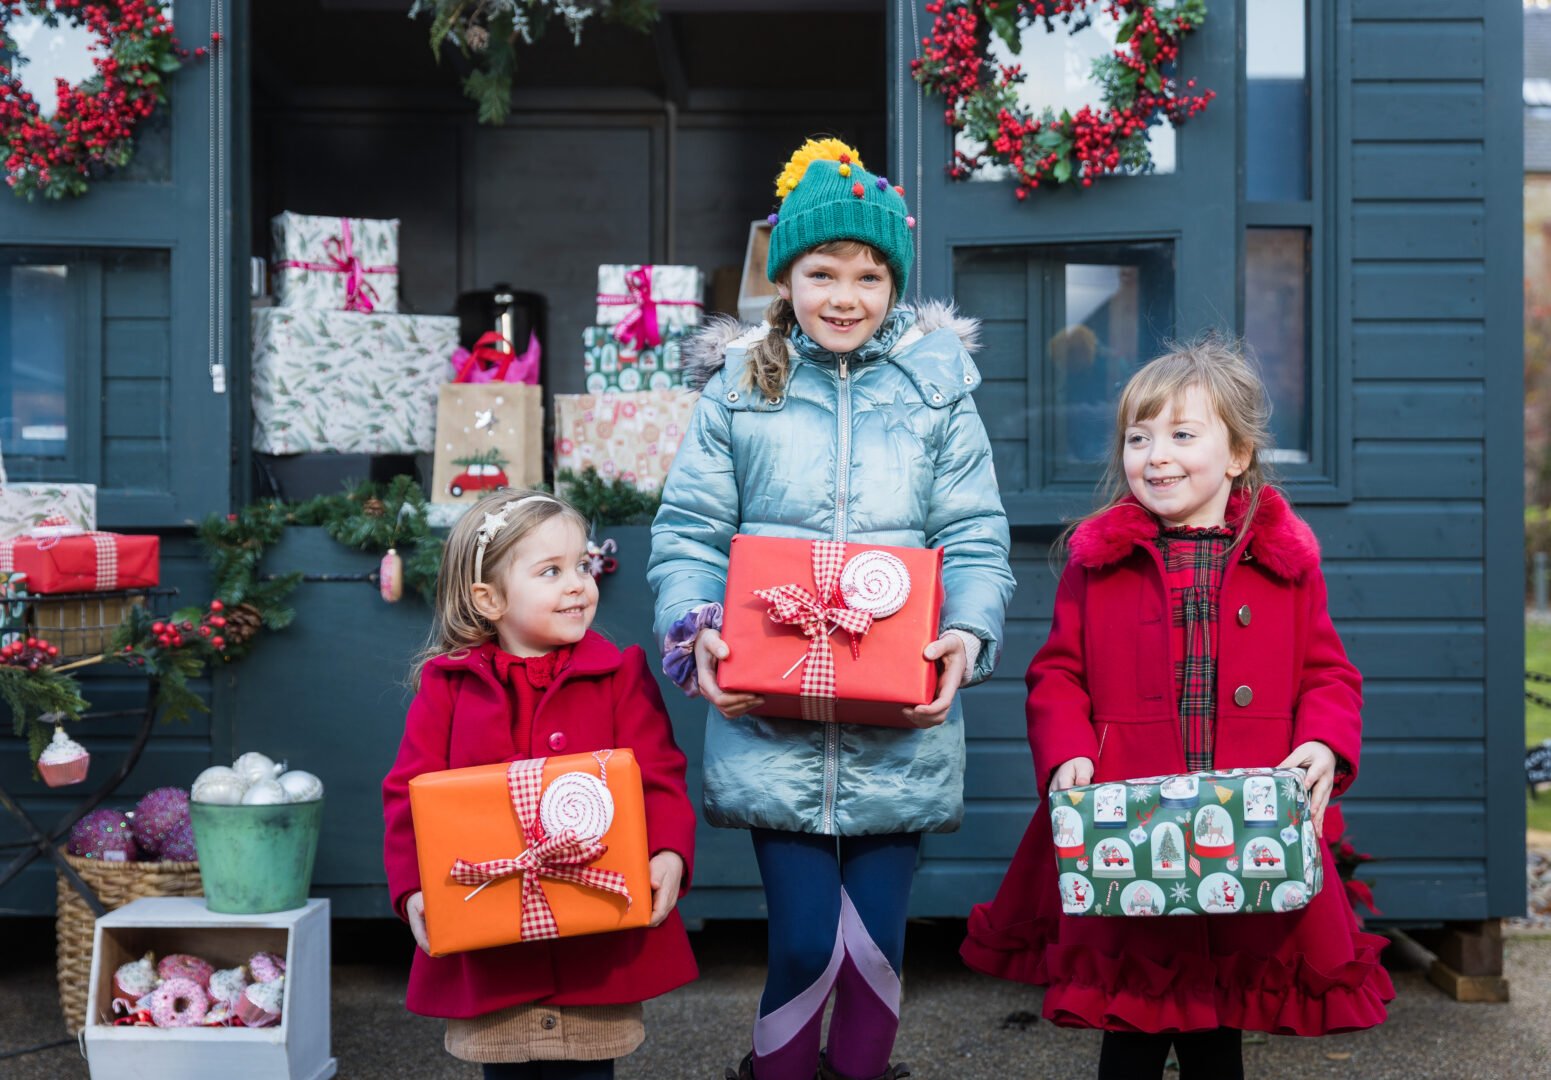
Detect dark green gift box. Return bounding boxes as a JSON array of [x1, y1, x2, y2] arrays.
[[1046, 768, 1324, 916]]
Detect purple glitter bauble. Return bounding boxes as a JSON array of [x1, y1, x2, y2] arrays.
[[68, 809, 138, 861], [159, 819, 199, 862], [132, 787, 191, 857]]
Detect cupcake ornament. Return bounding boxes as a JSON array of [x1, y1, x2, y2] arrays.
[[37, 726, 89, 787], [248, 951, 286, 983], [235, 976, 284, 1028], [113, 953, 159, 1001], [209, 966, 250, 1006]]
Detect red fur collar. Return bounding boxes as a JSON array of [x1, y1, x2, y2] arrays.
[[1068, 487, 1321, 582]]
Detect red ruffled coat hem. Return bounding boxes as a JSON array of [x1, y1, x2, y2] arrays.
[[960, 812, 1394, 1038]]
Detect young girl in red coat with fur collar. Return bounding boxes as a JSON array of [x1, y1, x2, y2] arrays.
[[382, 490, 698, 1080], [961, 340, 1393, 1078]]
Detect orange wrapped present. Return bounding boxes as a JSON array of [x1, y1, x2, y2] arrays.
[[718, 535, 945, 727], [409, 749, 651, 957]]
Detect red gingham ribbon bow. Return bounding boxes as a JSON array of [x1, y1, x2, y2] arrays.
[[449, 759, 632, 942], [595, 266, 702, 352], [277, 218, 398, 313], [755, 540, 875, 723]]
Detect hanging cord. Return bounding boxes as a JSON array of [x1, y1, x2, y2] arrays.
[[207, 0, 228, 395], [896, 0, 925, 306]]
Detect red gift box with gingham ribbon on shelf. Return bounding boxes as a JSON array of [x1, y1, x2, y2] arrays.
[[718, 535, 945, 727], [0, 532, 159, 594]]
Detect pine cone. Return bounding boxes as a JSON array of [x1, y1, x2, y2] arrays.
[[222, 603, 264, 647], [465, 24, 490, 51], [362, 497, 387, 518]]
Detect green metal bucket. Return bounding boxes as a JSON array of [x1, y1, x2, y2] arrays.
[[189, 800, 323, 913]]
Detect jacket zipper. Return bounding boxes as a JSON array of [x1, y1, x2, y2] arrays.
[[822, 354, 853, 833]]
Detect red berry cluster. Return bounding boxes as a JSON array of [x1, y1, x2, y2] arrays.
[[122, 599, 229, 664], [1, 636, 59, 671], [913, 0, 1215, 196], [0, 0, 208, 199]]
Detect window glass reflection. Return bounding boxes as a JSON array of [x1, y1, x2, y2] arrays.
[[1246, 0, 1309, 202], [0, 264, 71, 463], [1244, 228, 1310, 460]]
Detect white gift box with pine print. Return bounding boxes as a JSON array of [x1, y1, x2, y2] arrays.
[[251, 307, 457, 455]]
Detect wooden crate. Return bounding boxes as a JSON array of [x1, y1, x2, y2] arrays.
[[83, 897, 336, 1080]]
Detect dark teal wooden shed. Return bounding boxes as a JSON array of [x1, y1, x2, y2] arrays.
[[0, 0, 1525, 984]]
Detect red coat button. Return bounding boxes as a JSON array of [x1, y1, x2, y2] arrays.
[[547, 732, 566, 752]]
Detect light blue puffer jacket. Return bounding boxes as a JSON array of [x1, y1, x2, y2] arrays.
[[648, 303, 1015, 836]]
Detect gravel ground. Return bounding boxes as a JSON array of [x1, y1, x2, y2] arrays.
[[3, 919, 1550, 1080]]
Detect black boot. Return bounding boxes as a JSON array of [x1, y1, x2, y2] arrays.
[[724, 1051, 756, 1080], [818, 1052, 911, 1080]]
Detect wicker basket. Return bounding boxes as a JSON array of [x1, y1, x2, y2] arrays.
[[55, 851, 202, 1034]]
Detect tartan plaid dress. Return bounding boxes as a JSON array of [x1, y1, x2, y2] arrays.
[[1153, 525, 1236, 772]]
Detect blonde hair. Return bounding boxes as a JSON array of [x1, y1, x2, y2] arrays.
[[412, 488, 590, 687], [744, 239, 897, 401], [1060, 334, 1276, 559]]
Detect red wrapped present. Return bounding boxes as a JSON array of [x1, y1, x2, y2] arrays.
[[719, 535, 944, 727], [0, 532, 159, 594]]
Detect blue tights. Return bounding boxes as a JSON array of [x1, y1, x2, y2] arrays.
[[751, 828, 921, 1014]]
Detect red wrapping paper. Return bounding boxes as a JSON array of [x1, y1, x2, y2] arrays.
[[718, 535, 944, 727], [0, 533, 159, 594]]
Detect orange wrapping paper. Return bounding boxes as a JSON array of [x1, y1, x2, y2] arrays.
[[409, 749, 651, 957]]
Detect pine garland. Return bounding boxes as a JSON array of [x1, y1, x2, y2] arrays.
[[556, 467, 661, 526], [3, 665, 91, 763], [411, 0, 658, 124]]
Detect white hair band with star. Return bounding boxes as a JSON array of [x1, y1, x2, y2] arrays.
[[474, 495, 558, 582]]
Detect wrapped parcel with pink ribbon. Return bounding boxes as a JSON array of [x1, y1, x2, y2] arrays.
[[594, 264, 705, 350], [271, 212, 400, 314]]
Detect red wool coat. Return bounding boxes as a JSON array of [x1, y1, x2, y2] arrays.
[[960, 489, 1394, 1036], [382, 631, 699, 1018]]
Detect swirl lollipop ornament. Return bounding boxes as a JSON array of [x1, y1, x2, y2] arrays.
[[839, 550, 912, 618], [540, 767, 615, 845]]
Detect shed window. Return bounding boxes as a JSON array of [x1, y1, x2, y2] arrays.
[[0, 264, 74, 467]]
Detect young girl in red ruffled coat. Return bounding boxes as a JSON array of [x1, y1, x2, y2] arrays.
[[383, 490, 698, 1080], [960, 339, 1393, 1078]]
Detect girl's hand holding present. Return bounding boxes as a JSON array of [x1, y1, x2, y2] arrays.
[[1051, 757, 1095, 792], [406, 890, 431, 955], [648, 851, 685, 927], [694, 628, 765, 718], [900, 633, 969, 728], [1277, 740, 1337, 836]]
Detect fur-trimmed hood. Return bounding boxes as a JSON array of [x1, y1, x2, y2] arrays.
[[1068, 486, 1321, 582], [680, 300, 981, 392]]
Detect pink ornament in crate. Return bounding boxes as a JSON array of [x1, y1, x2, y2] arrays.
[[147, 977, 209, 1028], [68, 809, 137, 862], [158, 953, 215, 990], [37, 727, 89, 787], [209, 966, 249, 1006], [131, 787, 191, 857], [248, 951, 285, 983]]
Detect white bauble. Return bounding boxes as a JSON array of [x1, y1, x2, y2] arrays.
[[192, 765, 241, 791], [277, 770, 323, 803], [192, 773, 247, 805], [233, 752, 283, 785], [240, 778, 287, 805]]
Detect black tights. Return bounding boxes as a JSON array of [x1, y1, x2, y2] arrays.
[[1098, 1028, 1243, 1080], [482, 1061, 615, 1080]]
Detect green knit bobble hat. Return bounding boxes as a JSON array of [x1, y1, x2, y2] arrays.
[[765, 138, 916, 296]]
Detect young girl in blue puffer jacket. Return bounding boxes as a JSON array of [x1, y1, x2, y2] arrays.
[[647, 138, 1015, 1080]]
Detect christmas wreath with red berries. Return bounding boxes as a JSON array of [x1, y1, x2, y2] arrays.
[[912, 0, 1215, 197], [0, 0, 205, 200]]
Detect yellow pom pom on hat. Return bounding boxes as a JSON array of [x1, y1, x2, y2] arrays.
[[766, 137, 915, 294]]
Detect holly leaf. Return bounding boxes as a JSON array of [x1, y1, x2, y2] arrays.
[[1053, 157, 1073, 184], [1145, 67, 1163, 94], [1115, 11, 1141, 42], [983, 2, 1022, 54]]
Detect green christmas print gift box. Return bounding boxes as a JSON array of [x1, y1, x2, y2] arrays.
[[1046, 769, 1324, 917]]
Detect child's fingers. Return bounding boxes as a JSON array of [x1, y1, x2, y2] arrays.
[[1073, 758, 1095, 786]]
